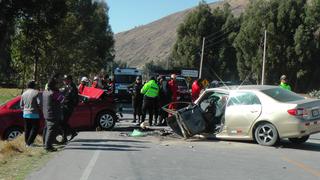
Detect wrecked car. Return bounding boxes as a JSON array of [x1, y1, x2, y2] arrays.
[[0, 87, 118, 140], [165, 85, 320, 146]]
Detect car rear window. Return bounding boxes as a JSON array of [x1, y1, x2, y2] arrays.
[[261, 87, 304, 102]]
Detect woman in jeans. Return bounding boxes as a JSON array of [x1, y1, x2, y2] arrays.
[[20, 80, 41, 147]]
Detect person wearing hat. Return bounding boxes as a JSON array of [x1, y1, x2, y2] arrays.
[[20, 80, 41, 147], [140, 76, 160, 126], [92, 76, 99, 88], [60, 75, 79, 143], [279, 75, 292, 91], [129, 76, 143, 123], [78, 77, 89, 94]]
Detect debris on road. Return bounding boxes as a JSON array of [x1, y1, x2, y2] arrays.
[[129, 129, 145, 137]]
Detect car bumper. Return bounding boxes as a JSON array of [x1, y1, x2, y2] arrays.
[[278, 119, 320, 138]]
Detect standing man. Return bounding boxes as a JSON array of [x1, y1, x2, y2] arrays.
[[20, 80, 41, 147], [157, 76, 172, 126], [129, 76, 143, 123], [168, 74, 178, 110], [141, 77, 159, 126], [61, 75, 79, 142], [42, 79, 63, 152], [192, 78, 203, 102], [92, 76, 99, 88], [279, 75, 292, 91], [61, 75, 79, 143], [78, 76, 89, 94]]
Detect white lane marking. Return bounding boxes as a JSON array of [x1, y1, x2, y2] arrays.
[[80, 150, 101, 180]]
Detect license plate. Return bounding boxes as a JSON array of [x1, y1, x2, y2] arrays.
[[312, 109, 319, 117]]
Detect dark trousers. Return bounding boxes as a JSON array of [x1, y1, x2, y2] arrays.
[[142, 96, 157, 126], [158, 108, 168, 125], [132, 96, 143, 122], [61, 107, 76, 141], [153, 98, 159, 124], [24, 118, 40, 145], [43, 119, 59, 149]]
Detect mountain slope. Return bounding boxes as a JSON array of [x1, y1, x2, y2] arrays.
[[114, 0, 249, 68]]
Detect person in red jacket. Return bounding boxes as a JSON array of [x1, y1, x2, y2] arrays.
[[78, 77, 89, 94], [168, 74, 178, 109], [92, 76, 99, 88], [191, 79, 203, 102]]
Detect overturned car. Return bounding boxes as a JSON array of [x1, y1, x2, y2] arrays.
[[165, 85, 320, 146]]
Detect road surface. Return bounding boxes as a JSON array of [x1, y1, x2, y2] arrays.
[[28, 112, 320, 180]]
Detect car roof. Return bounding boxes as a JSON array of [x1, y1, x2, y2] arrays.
[[206, 85, 278, 92]]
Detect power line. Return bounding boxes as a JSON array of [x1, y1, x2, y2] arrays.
[[204, 5, 242, 39]]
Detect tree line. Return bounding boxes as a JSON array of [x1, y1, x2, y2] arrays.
[[0, 0, 114, 88], [170, 0, 320, 92]]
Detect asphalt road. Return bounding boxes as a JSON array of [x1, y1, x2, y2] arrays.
[[28, 112, 320, 180]]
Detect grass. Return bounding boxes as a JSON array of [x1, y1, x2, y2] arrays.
[[0, 88, 61, 180], [0, 135, 55, 180], [0, 88, 21, 105]]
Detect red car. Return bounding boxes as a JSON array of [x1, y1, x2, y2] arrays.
[[0, 88, 118, 140]]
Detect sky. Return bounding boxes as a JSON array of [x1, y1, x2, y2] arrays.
[[106, 0, 219, 34]]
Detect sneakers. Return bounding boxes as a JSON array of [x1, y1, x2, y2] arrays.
[[69, 132, 78, 142]]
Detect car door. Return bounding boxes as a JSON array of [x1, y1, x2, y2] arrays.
[[69, 100, 92, 129], [225, 92, 262, 136], [7, 99, 24, 128], [198, 90, 228, 124]]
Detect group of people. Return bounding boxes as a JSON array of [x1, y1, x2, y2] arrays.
[[130, 74, 180, 126], [78, 74, 114, 94], [20, 74, 79, 152]]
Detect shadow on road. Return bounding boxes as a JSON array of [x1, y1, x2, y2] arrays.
[[68, 143, 148, 149], [64, 138, 150, 152], [275, 140, 320, 152], [64, 147, 141, 151], [182, 137, 320, 152], [72, 138, 150, 143]]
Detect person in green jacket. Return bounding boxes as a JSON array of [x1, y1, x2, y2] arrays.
[[140, 77, 159, 126], [279, 75, 292, 91]]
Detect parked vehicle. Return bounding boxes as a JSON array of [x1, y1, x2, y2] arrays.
[[208, 80, 237, 88], [167, 85, 320, 146], [0, 91, 118, 140], [114, 68, 142, 102]]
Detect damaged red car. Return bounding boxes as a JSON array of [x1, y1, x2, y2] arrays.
[[0, 87, 118, 140]]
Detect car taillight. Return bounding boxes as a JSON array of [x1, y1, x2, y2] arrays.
[[287, 108, 305, 116]]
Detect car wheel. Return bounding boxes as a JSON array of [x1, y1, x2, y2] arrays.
[[5, 127, 23, 140], [97, 111, 116, 130], [289, 135, 309, 144], [254, 122, 279, 146]]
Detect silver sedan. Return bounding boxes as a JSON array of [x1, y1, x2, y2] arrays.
[[195, 85, 320, 146]]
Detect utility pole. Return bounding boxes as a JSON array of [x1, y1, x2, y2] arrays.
[[199, 37, 205, 79], [261, 30, 267, 85]]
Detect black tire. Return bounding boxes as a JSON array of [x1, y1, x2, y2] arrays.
[[289, 135, 309, 144], [254, 122, 279, 146], [96, 111, 116, 130], [4, 127, 23, 140]]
